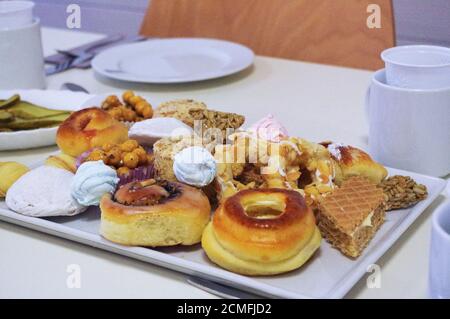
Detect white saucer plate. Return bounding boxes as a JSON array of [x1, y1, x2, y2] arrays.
[[91, 38, 255, 84], [0, 90, 97, 151]]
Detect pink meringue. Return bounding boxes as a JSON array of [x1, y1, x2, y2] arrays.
[[247, 114, 289, 142]]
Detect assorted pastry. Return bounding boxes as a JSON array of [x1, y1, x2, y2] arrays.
[[100, 178, 210, 246], [317, 176, 386, 258], [1, 92, 430, 276], [78, 139, 153, 177], [0, 161, 29, 198], [56, 107, 128, 157], [6, 166, 86, 217], [154, 99, 245, 140], [202, 188, 321, 275], [379, 175, 428, 210]]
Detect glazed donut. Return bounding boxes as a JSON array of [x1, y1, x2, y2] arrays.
[[202, 189, 321, 275], [100, 179, 211, 247], [56, 107, 128, 157]]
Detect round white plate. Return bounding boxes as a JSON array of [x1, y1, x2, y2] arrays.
[[91, 38, 255, 84], [0, 90, 97, 151]]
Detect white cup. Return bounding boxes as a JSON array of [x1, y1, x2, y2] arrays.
[[0, 1, 35, 30], [366, 69, 450, 177], [429, 200, 450, 299], [381, 45, 450, 90], [0, 18, 46, 89]]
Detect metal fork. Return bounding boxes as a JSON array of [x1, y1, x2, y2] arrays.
[[45, 51, 94, 75], [45, 58, 74, 76]]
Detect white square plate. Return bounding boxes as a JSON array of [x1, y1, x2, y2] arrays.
[[0, 167, 446, 298]]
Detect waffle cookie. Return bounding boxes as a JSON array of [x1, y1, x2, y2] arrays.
[[317, 176, 386, 258]]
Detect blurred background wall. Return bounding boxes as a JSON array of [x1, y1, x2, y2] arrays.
[[29, 0, 450, 47]]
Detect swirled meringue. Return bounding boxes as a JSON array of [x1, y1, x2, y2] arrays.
[[173, 146, 216, 187], [72, 161, 119, 206], [247, 114, 289, 142]]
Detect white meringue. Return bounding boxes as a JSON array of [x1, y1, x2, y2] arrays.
[[247, 114, 289, 142], [72, 161, 119, 206], [6, 166, 86, 217], [129, 118, 193, 146], [173, 146, 216, 187]]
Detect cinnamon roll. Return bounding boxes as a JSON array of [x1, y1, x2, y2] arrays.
[[100, 179, 211, 247], [202, 189, 321, 275]]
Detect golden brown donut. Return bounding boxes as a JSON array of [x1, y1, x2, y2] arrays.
[[100, 179, 211, 247], [202, 189, 321, 275], [56, 107, 128, 157]]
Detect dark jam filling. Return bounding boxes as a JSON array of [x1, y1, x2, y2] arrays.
[[115, 180, 181, 206], [154, 180, 182, 204]]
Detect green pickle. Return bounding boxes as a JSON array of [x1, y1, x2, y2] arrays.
[[0, 110, 14, 123], [0, 94, 20, 109], [0, 94, 72, 131]]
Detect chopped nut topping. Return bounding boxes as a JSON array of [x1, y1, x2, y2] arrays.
[[379, 175, 427, 210]]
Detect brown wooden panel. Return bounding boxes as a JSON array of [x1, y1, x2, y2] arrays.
[[140, 0, 395, 70]]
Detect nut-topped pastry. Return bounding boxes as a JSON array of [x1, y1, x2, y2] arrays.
[[153, 99, 245, 138], [153, 99, 207, 127], [79, 139, 153, 178], [379, 175, 428, 210]]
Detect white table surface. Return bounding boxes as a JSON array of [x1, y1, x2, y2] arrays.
[[0, 27, 448, 299]]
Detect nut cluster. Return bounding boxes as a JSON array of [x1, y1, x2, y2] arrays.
[[379, 175, 428, 210], [85, 139, 153, 176], [101, 90, 153, 122]]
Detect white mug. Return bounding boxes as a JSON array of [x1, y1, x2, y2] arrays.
[[0, 18, 46, 89], [381, 45, 450, 90], [429, 200, 450, 299], [366, 69, 450, 177]]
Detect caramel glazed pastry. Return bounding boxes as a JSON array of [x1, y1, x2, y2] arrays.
[[323, 142, 388, 185], [202, 189, 321, 275], [100, 179, 211, 246], [214, 132, 337, 208]]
